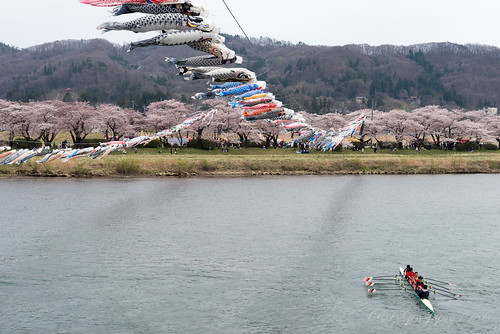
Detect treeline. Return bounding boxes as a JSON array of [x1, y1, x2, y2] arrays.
[[1, 99, 499, 152]]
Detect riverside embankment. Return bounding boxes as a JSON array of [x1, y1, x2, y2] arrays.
[[1, 148, 499, 177]]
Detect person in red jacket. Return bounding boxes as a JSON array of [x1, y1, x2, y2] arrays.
[[413, 275, 423, 289], [406, 267, 415, 280], [403, 265, 411, 275]]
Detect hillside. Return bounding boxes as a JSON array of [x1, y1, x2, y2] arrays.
[[1, 37, 499, 112]]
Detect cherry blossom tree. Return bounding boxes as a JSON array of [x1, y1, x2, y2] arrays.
[[184, 99, 239, 149], [488, 117, 500, 147], [441, 109, 464, 142], [320, 112, 348, 130], [204, 99, 241, 144], [480, 113, 500, 147], [97, 104, 142, 141], [59, 102, 100, 145], [0, 100, 19, 146], [2, 93, 499, 152], [463, 109, 490, 123], [7, 102, 41, 145], [232, 116, 258, 146], [302, 112, 322, 129], [418, 107, 457, 147], [144, 99, 191, 145], [257, 119, 283, 148], [34, 100, 65, 146], [407, 107, 448, 149], [360, 110, 385, 146], [7, 100, 68, 147], [463, 110, 498, 144], [453, 119, 492, 143], [380, 109, 413, 148], [144, 100, 190, 133], [187, 111, 216, 149], [404, 118, 425, 149]]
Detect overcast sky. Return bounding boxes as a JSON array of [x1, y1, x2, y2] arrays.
[[1, 0, 499, 49]]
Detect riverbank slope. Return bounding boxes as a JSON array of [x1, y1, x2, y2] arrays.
[[1, 148, 499, 177]]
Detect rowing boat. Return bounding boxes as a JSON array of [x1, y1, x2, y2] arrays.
[[399, 267, 434, 314]]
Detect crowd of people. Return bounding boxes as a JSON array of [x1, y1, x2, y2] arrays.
[[404, 265, 430, 300]]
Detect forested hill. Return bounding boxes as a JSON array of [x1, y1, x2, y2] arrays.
[[1, 37, 499, 113]]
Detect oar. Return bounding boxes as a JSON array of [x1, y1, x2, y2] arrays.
[[366, 281, 404, 287], [423, 277, 455, 286], [426, 284, 451, 292], [430, 290, 461, 299], [430, 288, 462, 298], [364, 277, 400, 283], [364, 275, 397, 281], [368, 287, 408, 293], [404, 280, 455, 294], [365, 277, 399, 282], [423, 280, 453, 291]]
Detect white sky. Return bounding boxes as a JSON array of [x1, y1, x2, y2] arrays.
[[0, 0, 499, 49]]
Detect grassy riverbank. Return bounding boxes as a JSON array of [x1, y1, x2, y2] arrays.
[[2, 147, 500, 177]]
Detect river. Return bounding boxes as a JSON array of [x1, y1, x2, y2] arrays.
[[0, 175, 498, 333]]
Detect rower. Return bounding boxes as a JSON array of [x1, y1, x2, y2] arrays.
[[415, 276, 424, 287], [414, 276, 424, 289], [417, 284, 430, 300], [404, 265, 411, 275], [412, 272, 420, 287], [406, 267, 415, 280]]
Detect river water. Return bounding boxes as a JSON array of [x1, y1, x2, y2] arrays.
[[0, 175, 498, 333]]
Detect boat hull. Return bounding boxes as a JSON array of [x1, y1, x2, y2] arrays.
[[399, 267, 434, 314]]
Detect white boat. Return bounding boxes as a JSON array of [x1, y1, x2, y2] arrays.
[[399, 267, 434, 314]]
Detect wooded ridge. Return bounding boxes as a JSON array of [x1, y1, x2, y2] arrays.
[[1, 37, 498, 113]]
